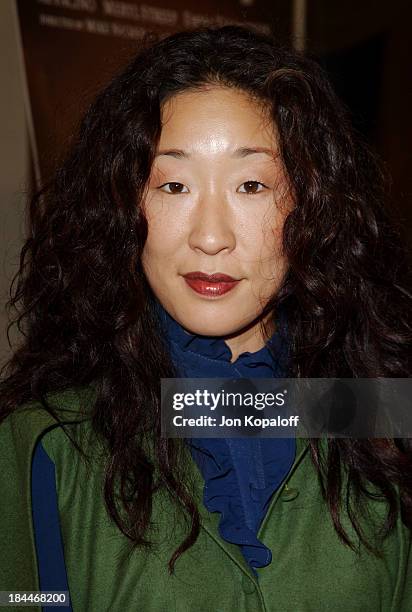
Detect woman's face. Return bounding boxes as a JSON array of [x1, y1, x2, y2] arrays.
[[142, 85, 293, 360]]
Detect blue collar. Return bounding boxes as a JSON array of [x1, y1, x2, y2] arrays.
[[154, 300, 288, 378]]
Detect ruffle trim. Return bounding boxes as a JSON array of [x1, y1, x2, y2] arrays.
[[188, 437, 296, 570]]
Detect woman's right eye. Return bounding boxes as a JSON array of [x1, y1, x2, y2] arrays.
[[158, 182, 189, 194]]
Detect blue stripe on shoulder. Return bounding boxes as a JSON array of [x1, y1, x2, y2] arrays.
[[31, 438, 73, 612]]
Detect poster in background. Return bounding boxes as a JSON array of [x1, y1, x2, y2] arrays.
[[15, 0, 291, 186]]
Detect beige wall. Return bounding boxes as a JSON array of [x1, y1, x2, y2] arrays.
[[0, 0, 29, 366]]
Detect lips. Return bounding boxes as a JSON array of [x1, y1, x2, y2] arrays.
[[182, 271, 240, 297], [183, 271, 238, 282]]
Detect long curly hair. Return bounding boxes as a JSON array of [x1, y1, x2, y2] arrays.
[[1, 25, 411, 572]]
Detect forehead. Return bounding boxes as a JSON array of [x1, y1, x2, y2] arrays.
[[158, 86, 277, 151]]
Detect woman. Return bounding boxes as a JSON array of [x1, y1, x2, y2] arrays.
[[0, 25, 411, 612]]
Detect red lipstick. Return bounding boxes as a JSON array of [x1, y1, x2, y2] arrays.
[[182, 271, 240, 297]]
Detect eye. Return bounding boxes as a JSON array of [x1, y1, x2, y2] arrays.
[[237, 181, 268, 194], [158, 182, 189, 194]]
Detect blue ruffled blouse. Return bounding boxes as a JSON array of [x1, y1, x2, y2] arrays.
[[155, 302, 296, 572]]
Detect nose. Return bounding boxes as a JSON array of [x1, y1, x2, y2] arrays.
[[188, 191, 236, 256]]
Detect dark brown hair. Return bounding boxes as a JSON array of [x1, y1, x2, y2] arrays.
[[1, 25, 411, 572]]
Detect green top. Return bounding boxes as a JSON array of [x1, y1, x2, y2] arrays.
[[0, 386, 411, 612]]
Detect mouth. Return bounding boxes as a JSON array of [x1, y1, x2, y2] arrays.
[[182, 271, 241, 297]]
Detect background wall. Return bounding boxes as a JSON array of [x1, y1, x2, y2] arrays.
[[307, 0, 412, 244], [0, 0, 29, 365]]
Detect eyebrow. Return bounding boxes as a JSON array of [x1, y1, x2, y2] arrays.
[[156, 147, 277, 159]]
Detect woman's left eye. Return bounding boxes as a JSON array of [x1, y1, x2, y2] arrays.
[[237, 181, 268, 194]]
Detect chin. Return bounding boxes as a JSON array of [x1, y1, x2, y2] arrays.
[[181, 317, 243, 338]]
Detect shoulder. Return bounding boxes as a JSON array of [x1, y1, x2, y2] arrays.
[[0, 384, 98, 476], [0, 383, 97, 433]]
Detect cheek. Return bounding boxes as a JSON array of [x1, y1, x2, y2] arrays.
[[141, 210, 182, 274], [250, 206, 286, 259], [246, 212, 288, 285]]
